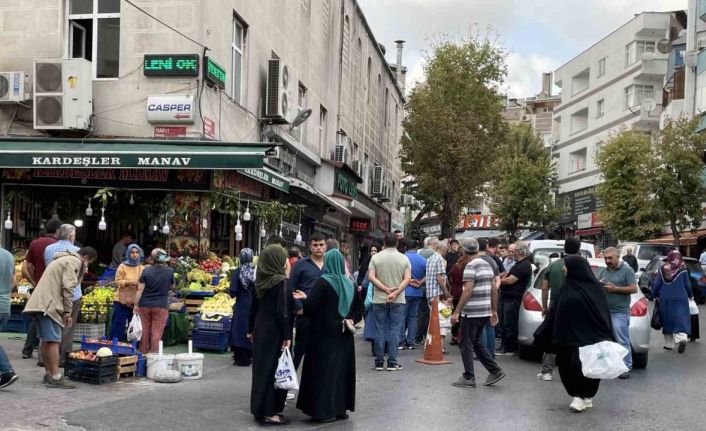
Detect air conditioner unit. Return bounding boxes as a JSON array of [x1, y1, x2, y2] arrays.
[[0, 72, 31, 103], [521, 114, 531, 122], [372, 165, 383, 195], [698, 37, 706, 52], [264, 59, 295, 124], [33, 59, 92, 130], [379, 184, 390, 202], [333, 144, 345, 162]]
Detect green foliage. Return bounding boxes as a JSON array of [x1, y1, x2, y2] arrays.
[[595, 130, 662, 241], [488, 123, 559, 240], [400, 34, 508, 236]]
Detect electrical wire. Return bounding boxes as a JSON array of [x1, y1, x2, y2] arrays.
[[124, 0, 208, 49], [92, 83, 198, 116]]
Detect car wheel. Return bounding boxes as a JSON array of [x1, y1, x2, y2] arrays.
[[632, 351, 648, 369], [518, 345, 543, 362]]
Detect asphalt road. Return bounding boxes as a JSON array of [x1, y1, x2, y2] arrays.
[[1, 307, 704, 431]]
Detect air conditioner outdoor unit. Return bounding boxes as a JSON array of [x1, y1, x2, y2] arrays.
[[372, 165, 383, 195], [264, 59, 295, 124], [379, 184, 390, 202], [521, 114, 531, 122], [333, 144, 345, 162], [0, 72, 31, 103], [33, 59, 92, 130]]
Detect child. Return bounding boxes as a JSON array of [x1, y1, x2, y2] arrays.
[[438, 295, 453, 353]]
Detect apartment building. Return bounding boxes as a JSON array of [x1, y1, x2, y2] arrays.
[[552, 11, 685, 240], [502, 72, 562, 148]]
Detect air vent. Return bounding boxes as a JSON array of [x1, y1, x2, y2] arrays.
[[35, 96, 63, 126], [36, 63, 62, 93], [0, 75, 8, 99]]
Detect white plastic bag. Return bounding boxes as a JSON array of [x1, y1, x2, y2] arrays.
[[274, 347, 299, 391], [127, 313, 143, 342], [579, 340, 629, 380], [689, 299, 699, 315]]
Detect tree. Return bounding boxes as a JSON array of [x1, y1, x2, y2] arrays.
[[595, 130, 663, 241], [488, 123, 559, 242], [653, 118, 706, 246], [400, 35, 507, 238]]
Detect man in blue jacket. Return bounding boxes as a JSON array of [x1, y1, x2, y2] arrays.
[[400, 239, 427, 349]]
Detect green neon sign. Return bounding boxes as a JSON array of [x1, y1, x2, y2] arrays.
[[204, 56, 226, 89], [143, 54, 200, 77]]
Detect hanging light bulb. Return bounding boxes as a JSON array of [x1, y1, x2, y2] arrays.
[[260, 225, 267, 238], [74, 218, 84, 228], [162, 214, 170, 235], [129, 193, 135, 205], [153, 223, 159, 232], [98, 208, 107, 231], [4, 211, 12, 230], [236, 232, 243, 242], [202, 217, 208, 229], [85, 198, 93, 216], [295, 228, 302, 244], [243, 202, 251, 221], [235, 212, 242, 234]]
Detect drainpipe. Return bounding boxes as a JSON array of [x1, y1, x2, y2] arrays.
[[685, 0, 697, 118]]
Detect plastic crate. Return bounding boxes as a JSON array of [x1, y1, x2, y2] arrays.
[[193, 314, 232, 332], [73, 323, 105, 342], [81, 336, 138, 356], [192, 329, 229, 353], [65, 353, 118, 385], [183, 291, 215, 298], [0, 313, 30, 333], [136, 353, 146, 377]]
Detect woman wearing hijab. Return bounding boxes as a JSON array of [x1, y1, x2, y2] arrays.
[[229, 248, 256, 366], [109, 244, 144, 341], [134, 248, 174, 354], [550, 255, 614, 413], [249, 245, 295, 426], [652, 251, 693, 353], [293, 249, 365, 423]]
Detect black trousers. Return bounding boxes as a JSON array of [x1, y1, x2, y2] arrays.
[[451, 299, 460, 339], [22, 316, 40, 356], [293, 316, 310, 370], [555, 346, 600, 398], [459, 316, 502, 380], [501, 297, 521, 352], [415, 293, 429, 343]]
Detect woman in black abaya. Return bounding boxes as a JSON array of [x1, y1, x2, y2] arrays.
[[550, 255, 614, 413]]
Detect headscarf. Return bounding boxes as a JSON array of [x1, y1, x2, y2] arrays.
[[123, 243, 144, 266], [664, 250, 685, 282], [238, 248, 256, 291], [255, 245, 287, 299], [550, 255, 614, 347], [321, 249, 355, 318]]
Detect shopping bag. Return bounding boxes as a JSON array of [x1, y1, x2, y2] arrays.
[[579, 340, 629, 379], [364, 282, 374, 312], [689, 299, 699, 315], [651, 301, 662, 330], [274, 347, 299, 391], [127, 313, 143, 342]]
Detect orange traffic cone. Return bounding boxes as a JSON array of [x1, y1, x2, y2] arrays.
[[416, 297, 451, 365]]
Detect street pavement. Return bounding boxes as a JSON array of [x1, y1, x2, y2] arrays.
[[1, 306, 704, 431]]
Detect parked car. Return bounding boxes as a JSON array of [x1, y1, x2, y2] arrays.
[[619, 242, 676, 277], [637, 256, 706, 304], [527, 240, 595, 269], [517, 258, 651, 368]]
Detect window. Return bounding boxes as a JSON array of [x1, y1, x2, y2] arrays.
[[68, 0, 120, 78], [625, 41, 655, 66], [569, 148, 587, 173], [598, 57, 606, 77], [231, 15, 247, 104], [570, 107, 588, 134], [624, 84, 654, 110], [294, 83, 307, 141], [366, 58, 372, 102], [318, 106, 327, 152], [571, 68, 590, 96], [363, 152, 369, 190], [596, 99, 604, 118]]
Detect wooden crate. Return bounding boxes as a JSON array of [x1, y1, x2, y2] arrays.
[[185, 298, 204, 315], [116, 355, 138, 380]]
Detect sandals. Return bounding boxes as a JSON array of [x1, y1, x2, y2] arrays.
[[259, 415, 291, 426]]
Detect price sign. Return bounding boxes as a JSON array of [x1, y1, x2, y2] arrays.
[[143, 54, 200, 77], [204, 56, 226, 89]]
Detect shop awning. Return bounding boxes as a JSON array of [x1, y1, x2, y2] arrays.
[[645, 230, 706, 246], [576, 227, 603, 236], [332, 196, 375, 219], [0, 138, 275, 170], [289, 179, 352, 216], [239, 167, 290, 193]]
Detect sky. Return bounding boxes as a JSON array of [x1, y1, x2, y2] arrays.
[[357, 0, 687, 98]]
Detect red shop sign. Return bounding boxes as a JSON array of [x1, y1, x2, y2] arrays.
[[350, 218, 371, 233]]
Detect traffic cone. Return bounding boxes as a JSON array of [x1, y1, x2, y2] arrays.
[[416, 297, 451, 365]]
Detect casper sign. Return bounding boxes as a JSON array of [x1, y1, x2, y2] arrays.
[[147, 95, 194, 124]]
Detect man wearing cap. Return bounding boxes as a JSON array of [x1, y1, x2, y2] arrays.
[[498, 242, 533, 356]]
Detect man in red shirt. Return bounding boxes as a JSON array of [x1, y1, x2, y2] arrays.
[[20, 218, 62, 360]]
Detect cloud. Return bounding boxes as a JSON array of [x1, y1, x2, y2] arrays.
[[505, 53, 562, 98]]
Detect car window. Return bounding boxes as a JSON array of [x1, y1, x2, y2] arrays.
[[645, 259, 660, 272], [532, 268, 547, 290], [637, 245, 675, 261]]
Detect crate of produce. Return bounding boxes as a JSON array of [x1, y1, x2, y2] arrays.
[[73, 323, 105, 342], [192, 329, 229, 353], [193, 314, 232, 332], [116, 355, 138, 379], [185, 298, 204, 315], [0, 312, 31, 333], [65, 351, 118, 385], [81, 336, 138, 356], [78, 310, 109, 324]]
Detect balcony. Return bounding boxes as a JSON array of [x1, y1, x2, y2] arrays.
[[700, 0, 706, 22], [637, 56, 668, 79]]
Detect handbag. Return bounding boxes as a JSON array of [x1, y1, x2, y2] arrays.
[[364, 281, 374, 312], [651, 301, 662, 330]]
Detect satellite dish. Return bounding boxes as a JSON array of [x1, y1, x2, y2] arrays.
[[290, 108, 312, 128], [641, 98, 657, 113], [657, 38, 672, 54]]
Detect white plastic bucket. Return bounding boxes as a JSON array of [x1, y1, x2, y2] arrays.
[[175, 352, 205, 379], [146, 353, 175, 380]]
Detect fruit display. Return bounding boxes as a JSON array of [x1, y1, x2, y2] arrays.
[[213, 276, 230, 293], [199, 256, 222, 273], [80, 288, 115, 323], [10, 294, 28, 306], [69, 350, 99, 362], [198, 291, 235, 316], [187, 268, 215, 292], [84, 338, 134, 348]]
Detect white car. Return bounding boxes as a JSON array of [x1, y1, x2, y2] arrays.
[[517, 258, 651, 368], [526, 240, 595, 269]]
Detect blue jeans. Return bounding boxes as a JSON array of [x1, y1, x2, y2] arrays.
[[0, 314, 13, 374], [108, 302, 134, 342], [611, 312, 632, 370], [400, 297, 422, 345], [483, 322, 496, 359], [372, 303, 405, 366]]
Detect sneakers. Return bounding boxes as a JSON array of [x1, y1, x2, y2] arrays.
[[451, 376, 476, 388], [397, 344, 405, 350], [407, 344, 416, 350], [386, 364, 404, 371], [483, 371, 506, 386], [286, 392, 296, 400], [570, 397, 586, 412], [678, 340, 687, 354], [372, 363, 384, 371], [46, 376, 76, 389], [0, 371, 19, 389], [536, 372, 552, 381], [583, 398, 593, 409], [495, 349, 516, 356]]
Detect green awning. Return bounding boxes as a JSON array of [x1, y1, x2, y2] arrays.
[[239, 167, 290, 193], [0, 138, 274, 170]]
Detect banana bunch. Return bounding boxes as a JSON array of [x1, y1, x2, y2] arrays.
[[213, 277, 230, 293], [198, 292, 235, 316], [187, 268, 214, 286]]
